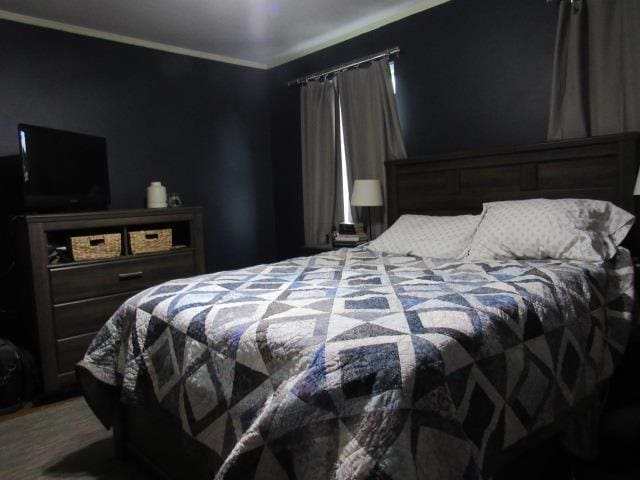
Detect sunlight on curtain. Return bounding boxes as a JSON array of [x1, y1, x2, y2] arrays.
[[390, 61, 396, 94], [339, 61, 397, 223], [338, 99, 353, 223]]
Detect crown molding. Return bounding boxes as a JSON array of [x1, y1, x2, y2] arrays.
[[0, 10, 268, 70], [267, 0, 451, 68], [1, 1, 451, 70]]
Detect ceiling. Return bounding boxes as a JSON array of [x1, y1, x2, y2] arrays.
[[0, 0, 450, 69]]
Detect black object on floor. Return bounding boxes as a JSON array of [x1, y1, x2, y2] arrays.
[[0, 339, 38, 415]]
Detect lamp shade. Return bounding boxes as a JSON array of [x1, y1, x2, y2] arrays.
[[351, 179, 383, 207], [634, 169, 640, 195]]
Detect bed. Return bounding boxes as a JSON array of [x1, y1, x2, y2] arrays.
[[78, 132, 640, 479]]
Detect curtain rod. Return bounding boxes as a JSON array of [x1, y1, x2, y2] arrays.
[[287, 46, 400, 87]]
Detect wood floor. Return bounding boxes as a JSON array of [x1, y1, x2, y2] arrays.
[[0, 396, 151, 480]]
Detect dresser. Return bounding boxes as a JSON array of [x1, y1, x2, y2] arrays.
[[15, 207, 205, 396]]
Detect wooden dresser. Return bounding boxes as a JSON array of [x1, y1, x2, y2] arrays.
[[16, 207, 205, 396]]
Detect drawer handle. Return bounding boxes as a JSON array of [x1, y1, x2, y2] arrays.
[[118, 271, 143, 280]]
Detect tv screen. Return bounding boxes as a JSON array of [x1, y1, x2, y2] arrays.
[[18, 124, 110, 211]]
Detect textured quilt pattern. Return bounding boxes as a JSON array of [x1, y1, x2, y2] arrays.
[[80, 248, 634, 479]]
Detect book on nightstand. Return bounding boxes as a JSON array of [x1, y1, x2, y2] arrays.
[[333, 222, 368, 247], [332, 240, 368, 248], [338, 222, 366, 236]]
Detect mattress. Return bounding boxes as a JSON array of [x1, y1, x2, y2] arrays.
[[78, 247, 635, 479]]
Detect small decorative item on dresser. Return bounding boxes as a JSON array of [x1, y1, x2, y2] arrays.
[[168, 193, 182, 208], [129, 229, 172, 254], [147, 181, 168, 208], [69, 233, 122, 261]]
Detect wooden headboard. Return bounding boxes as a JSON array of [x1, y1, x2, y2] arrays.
[[386, 132, 640, 250]]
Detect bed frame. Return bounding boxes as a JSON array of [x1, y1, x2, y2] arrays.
[[111, 132, 640, 479], [386, 132, 640, 251]]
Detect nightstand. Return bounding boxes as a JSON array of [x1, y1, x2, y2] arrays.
[[300, 242, 368, 256], [300, 244, 334, 256]]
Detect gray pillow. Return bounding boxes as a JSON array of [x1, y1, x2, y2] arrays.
[[368, 214, 481, 259], [467, 198, 635, 262]]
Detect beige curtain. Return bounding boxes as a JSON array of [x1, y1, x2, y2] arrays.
[[300, 79, 341, 246], [548, 0, 640, 139], [337, 59, 406, 235]]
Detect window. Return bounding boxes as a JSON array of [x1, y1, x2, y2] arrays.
[[338, 61, 396, 223], [338, 101, 352, 223]]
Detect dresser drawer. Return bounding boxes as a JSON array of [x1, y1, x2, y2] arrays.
[[54, 291, 135, 339], [57, 332, 97, 374], [50, 251, 195, 303]]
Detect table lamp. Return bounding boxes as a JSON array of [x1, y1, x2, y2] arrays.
[[351, 179, 383, 239]]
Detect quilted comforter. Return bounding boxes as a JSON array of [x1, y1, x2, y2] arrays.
[[79, 247, 635, 479]]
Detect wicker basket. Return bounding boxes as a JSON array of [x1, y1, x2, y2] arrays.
[[129, 228, 172, 255], [69, 233, 122, 261]]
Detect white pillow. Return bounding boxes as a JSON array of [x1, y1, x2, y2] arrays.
[[368, 214, 481, 259], [467, 198, 635, 262]]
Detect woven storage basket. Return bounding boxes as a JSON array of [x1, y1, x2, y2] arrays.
[[129, 228, 172, 255], [70, 233, 122, 261]]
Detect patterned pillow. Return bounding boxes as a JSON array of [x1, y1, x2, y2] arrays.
[[467, 198, 635, 262], [368, 214, 481, 258]]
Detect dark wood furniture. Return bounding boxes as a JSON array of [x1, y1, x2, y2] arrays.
[[300, 242, 367, 256], [299, 244, 334, 256], [386, 132, 640, 250], [16, 207, 204, 396], [108, 134, 639, 480], [386, 132, 640, 478]]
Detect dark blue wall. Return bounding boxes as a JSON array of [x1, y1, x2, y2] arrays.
[[0, 0, 559, 267], [268, 0, 558, 259], [0, 20, 276, 272]]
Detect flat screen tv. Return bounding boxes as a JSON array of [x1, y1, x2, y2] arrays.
[[17, 124, 110, 212]]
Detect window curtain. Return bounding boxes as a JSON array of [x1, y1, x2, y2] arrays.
[[300, 79, 341, 246], [548, 0, 640, 139], [337, 58, 407, 235]]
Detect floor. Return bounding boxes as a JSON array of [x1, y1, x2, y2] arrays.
[[574, 468, 640, 480], [1, 396, 639, 480], [0, 396, 150, 480]]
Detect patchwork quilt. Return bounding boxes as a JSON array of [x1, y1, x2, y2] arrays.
[[79, 247, 635, 479]]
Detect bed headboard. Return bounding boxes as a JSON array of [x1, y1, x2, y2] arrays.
[[385, 132, 640, 251]]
